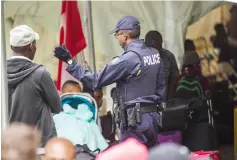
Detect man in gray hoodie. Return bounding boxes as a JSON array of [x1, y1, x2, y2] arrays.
[[7, 25, 61, 146]]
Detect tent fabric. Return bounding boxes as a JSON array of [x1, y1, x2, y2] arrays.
[[91, 1, 222, 69], [186, 3, 231, 54], [4, 1, 222, 111], [4, 1, 222, 80], [186, 4, 232, 78]]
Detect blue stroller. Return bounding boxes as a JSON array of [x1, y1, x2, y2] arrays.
[[60, 92, 99, 123], [37, 93, 108, 160], [57, 92, 108, 150]]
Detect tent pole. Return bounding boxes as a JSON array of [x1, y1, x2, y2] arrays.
[[1, 0, 8, 130], [84, 0, 96, 72]]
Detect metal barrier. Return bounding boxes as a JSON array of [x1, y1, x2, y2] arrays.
[[1, 0, 8, 130]]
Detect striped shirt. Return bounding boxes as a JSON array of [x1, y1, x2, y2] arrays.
[[159, 48, 179, 99]]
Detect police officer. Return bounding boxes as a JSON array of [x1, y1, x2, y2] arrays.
[[54, 16, 165, 148]]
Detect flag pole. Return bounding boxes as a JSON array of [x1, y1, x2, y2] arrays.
[[84, 0, 96, 72], [1, 0, 8, 130]]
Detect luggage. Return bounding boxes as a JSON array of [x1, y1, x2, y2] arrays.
[[183, 122, 219, 152], [188, 98, 209, 123], [234, 107, 237, 159], [183, 92, 219, 152], [189, 151, 221, 160], [157, 130, 182, 144], [76, 152, 95, 160], [158, 98, 189, 131], [75, 144, 99, 160]]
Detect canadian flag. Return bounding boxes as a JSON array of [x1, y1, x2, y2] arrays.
[[56, 0, 87, 90]]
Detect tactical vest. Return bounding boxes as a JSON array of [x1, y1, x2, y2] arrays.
[[117, 44, 162, 105]]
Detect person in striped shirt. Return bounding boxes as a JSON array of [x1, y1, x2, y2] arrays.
[[145, 30, 179, 101]]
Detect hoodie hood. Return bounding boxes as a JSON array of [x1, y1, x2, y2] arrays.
[[7, 58, 42, 86]]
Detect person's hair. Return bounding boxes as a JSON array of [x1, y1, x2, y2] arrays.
[[10, 40, 36, 53], [121, 26, 141, 39], [82, 83, 102, 97], [2, 123, 41, 160], [145, 30, 163, 48], [94, 88, 103, 95], [184, 39, 196, 51], [11, 44, 30, 53], [62, 80, 80, 89], [82, 84, 94, 96]]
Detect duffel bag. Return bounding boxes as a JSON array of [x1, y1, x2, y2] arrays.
[[158, 98, 190, 131], [183, 122, 219, 152]]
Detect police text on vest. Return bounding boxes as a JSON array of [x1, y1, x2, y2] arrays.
[[143, 54, 160, 66]]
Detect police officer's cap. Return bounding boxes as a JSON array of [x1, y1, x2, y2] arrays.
[[110, 16, 140, 34]]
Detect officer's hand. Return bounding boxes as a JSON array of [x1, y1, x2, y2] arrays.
[[54, 45, 72, 63]]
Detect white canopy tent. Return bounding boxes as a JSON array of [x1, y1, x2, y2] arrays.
[[1, 1, 227, 129], [3, 1, 224, 76]]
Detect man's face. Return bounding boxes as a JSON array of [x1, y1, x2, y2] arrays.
[[114, 31, 127, 48], [156, 39, 163, 51], [93, 89, 103, 108], [183, 64, 201, 76]]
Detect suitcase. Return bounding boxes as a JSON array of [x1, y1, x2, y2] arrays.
[[157, 130, 182, 144], [189, 151, 221, 160], [183, 95, 219, 152], [234, 107, 237, 159], [183, 122, 219, 152]]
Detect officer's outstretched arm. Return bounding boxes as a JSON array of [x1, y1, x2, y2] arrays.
[[66, 56, 134, 89]]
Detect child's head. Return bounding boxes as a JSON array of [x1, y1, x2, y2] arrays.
[[61, 80, 81, 94]]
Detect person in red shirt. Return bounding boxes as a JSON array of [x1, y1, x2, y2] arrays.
[[173, 52, 211, 98]]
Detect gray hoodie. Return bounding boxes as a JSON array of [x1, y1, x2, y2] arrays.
[[7, 58, 61, 147]]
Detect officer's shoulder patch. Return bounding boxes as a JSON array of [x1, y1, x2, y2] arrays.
[[111, 56, 120, 65]]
